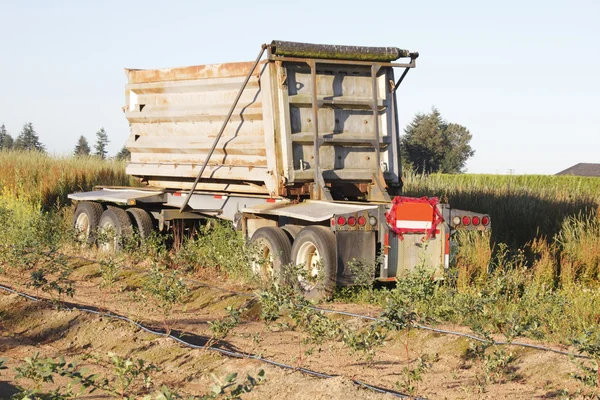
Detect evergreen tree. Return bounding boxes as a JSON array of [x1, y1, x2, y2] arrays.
[[94, 127, 109, 159], [115, 146, 131, 161], [0, 124, 13, 150], [14, 123, 45, 152], [74, 135, 91, 156], [401, 107, 474, 174]]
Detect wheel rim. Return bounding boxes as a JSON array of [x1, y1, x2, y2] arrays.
[[75, 213, 90, 242], [295, 241, 322, 292], [99, 220, 118, 252], [252, 240, 274, 279]]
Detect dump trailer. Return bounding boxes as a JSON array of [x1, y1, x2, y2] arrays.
[[69, 40, 490, 299]]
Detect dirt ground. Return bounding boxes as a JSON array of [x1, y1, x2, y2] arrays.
[[0, 257, 585, 399]]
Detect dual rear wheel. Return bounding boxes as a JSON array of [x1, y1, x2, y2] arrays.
[[72, 202, 154, 251], [250, 225, 336, 300], [74, 201, 336, 300]]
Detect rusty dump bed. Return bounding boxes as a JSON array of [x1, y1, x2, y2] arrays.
[[123, 41, 416, 198]]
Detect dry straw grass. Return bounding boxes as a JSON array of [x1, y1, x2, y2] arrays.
[[0, 150, 134, 208]]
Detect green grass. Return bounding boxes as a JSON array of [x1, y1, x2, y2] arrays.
[[403, 172, 600, 246], [2, 151, 600, 348]]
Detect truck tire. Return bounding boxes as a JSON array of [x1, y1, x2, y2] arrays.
[[250, 227, 291, 284], [281, 225, 303, 243], [98, 207, 133, 252], [126, 207, 154, 241], [290, 226, 336, 301], [72, 201, 104, 245]]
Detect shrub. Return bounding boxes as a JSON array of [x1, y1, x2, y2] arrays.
[[142, 264, 190, 335]]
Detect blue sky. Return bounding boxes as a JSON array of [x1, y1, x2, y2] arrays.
[[0, 0, 598, 174]]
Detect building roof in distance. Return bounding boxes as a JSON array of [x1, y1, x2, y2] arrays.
[[556, 163, 600, 177]]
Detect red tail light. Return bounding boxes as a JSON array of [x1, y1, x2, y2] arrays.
[[482, 216, 490, 226], [347, 216, 356, 226], [337, 216, 346, 226], [472, 216, 480, 226], [462, 216, 471, 226], [357, 216, 366, 226]]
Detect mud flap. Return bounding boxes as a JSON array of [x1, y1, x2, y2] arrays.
[[335, 231, 376, 286]]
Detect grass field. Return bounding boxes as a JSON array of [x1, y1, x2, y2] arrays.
[[403, 172, 600, 247], [2, 150, 600, 397], [0, 151, 133, 208]]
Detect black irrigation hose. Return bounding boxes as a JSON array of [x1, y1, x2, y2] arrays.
[[3, 245, 591, 360], [309, 307, 590, 360], [0, 283, 420, 400]]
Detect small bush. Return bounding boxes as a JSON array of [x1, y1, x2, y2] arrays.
[[142, 264, 190, 335], [172, 221, 254, 279]]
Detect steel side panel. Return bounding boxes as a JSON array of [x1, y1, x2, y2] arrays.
[[68, 189, 165, 204], [276, 63, 400, 185], [124, 57, 402, 195], [242, 200, 378, 222], [388, 225, 446, 278], [165, 193, 288, 222], [124, 61, 280, 196]]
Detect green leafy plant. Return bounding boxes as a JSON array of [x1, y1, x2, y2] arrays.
[[142, 264, 190, 335], [464, 327, 517, 391], [99, 258, 120, 309], [346, 258, 376, 288], [143, 369, 265, 400], [25, 251, 74, 305], [105, 352, 158, 400], [13, 352, 99, 400], [397, 353, 437, 396], [257, 284, 287, 325], [569, 328, 600, 396], [0, 358, 6, 375], [342, 323, 387, 362], [345, 251, 387, 303], [207, 369, 265, 399], [289, 304, 342, 345], [206, 305, 245, 347]]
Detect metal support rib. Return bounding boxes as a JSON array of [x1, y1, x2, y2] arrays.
[[394, 67, 411, 92], [310, 61, 320, 199], [369, 64, 391, 202], [371, 64, 382, 166], [309, 61, 332, 201], [179, 44, 267, 212]]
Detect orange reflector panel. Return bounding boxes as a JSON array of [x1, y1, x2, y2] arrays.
[[395, 202, 434, 229]]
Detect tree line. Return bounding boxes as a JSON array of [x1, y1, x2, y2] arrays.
[[0, 123, 130, 160], [1, 107, 474, 173]]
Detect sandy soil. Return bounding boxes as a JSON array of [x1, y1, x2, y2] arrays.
[[0, 258, 585, 399]]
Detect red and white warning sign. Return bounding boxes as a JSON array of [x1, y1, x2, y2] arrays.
[[385, 196, 444, 240]]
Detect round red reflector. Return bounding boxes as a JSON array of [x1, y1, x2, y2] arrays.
[[472, 216, 480, 225], [337, 216, 346, 226], [347, 216, 357, 226], [482, 216, 490, 226], [357, 216, 366, 226], [462, 216, 471, 226]]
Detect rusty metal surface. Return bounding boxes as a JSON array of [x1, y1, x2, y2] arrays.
[[277, 61, 400, 190], [125, 61, 265, 84], [124, 60, 278, 195], [123, 42, 415, 198]]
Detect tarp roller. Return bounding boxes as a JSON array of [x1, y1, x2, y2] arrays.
[[270, 40, 417, 62]]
